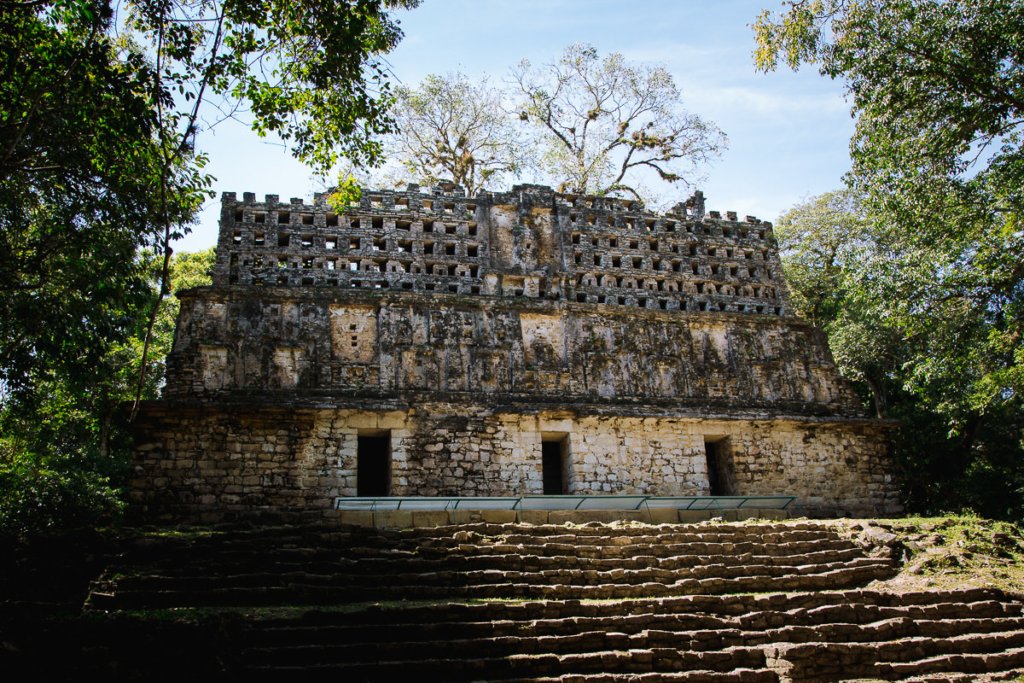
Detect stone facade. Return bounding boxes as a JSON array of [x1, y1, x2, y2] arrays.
[[130, 183, 902, 520]]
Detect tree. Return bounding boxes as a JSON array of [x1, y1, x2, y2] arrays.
[[131, 248, 218, 401], [0, 1, 192, 398], [775, 190, 906, 418], [513, 43, 726, 199], [755, 0, 1024, 425], [776, 190, 1024, 520], [753, 1, 1024, 218], [120, 0, 418, 410], [124, 0, 417, 175], [0, 248, 214, 535], [774, 190, 872, 328], [0, 0, 417, 532], [2, 0, 417, 402], [755, 1, 1024, 471], [382, 73, 527, 195]]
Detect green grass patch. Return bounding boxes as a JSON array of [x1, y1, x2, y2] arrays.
[[854, 514, 1024, 593]]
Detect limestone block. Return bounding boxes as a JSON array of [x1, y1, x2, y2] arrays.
[[644, 508, 680, 524], [448, 510, 482, 525], [373, 510, 413, 528], [345, 413, 379, 429], [549, 510, 645, 524], [677, 510, 713, 523], [479, 509, 517, 524], [337, 511, 374, 527], [411, 510, 449, 527], [517, 510, 549, 525]]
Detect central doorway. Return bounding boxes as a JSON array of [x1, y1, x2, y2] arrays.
[[542, 434, 571, 494], [357, 432, 391, 496]]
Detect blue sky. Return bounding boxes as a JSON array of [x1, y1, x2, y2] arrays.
[[178, 0, 854, 251]]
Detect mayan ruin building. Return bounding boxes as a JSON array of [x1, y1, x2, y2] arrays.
[[129, 182, 902, 520]]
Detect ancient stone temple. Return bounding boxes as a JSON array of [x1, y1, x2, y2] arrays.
[[129, 183, 901, 519]]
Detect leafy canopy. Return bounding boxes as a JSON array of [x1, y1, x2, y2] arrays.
[[756, 0, 1024, 426], [776, 190, 1024, 520], [754, 0, 1024, 221], [759, 2, 1024, 519], [0, 0, 417, 533], [2, 0, 416, 399], [124, 0, 417, 173], [0, 0, 194, 396]]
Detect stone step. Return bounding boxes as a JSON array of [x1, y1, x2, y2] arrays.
[[242, 630, 654, 665], [92, 588, 1008, 625], [414, 533, 851, 549], [244, 614, 1024, 650], [233, 593, 1021, 653], [766, 635, 1024, 681], [873, 631, 1024, 662], [145, 521, 831, 540], [100, 553, 890, 591], [242, 645, 769, 682], [123, 545, 868, 578], [121, 524, 849, 555], [123, 535, 862, 567], [503, 673, 778, 683], [317, 524, 831, 539], [898, 672, 1024, 683], [87, 563, 896, 610], [240, 619, 1024, 667]]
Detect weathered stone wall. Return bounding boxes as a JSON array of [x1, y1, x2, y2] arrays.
[[165, 289, 860, 415], [130, 182, 903, 520], [215, 184, 788, 316], [129, 404, 899, 521]]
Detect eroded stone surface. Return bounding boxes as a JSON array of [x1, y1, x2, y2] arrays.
[[131, 183, 902, 520]]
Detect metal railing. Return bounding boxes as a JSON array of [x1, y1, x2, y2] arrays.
[[334, 495, 795, 512]]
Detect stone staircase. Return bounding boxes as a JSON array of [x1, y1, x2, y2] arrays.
[[70, 521, 1024, 681], [86, 522, 894, 608]]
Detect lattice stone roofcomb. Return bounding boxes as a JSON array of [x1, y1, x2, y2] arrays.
[[214, 184, 788, 317]]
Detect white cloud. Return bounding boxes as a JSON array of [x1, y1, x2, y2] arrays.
[[695, 84, 849, 118]]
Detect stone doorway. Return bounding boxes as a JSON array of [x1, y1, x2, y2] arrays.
[[542, 435, 571, 494], [704, 436, 734, 496], [357, 432, 391, 496]]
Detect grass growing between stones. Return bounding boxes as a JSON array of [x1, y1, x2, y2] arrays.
[[837, 514, 1024, 594]]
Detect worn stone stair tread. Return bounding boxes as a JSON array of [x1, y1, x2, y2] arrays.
[[241, 645, 768, 679], [89, 561, 898, 609], [503, 671, 778, 683], [94, 562, 885, 594], [99, 550, 884, 582], [242, 629, 645, 663], [239, 617, 1024, 662], [88, 579, 1020, 615], [896, 671, 1024, 682], [765, 638, 1024, 680], [875, 647, 1024, 676], [115, 546, 872, 579], [110, 540, 864, 573], [244, 611, 1024, 646]]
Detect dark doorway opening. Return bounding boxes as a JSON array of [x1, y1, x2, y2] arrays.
[[357, 434, 390, 496], [542, 440, 564, 494], [704, 437, 733, 496]]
